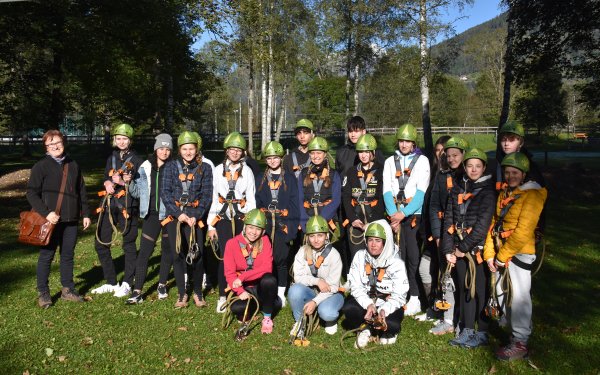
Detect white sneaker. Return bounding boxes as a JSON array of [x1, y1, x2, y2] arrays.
[[324, 322, 338, 335], [414, 307, 437, 322], [404, 296, 421, 316], [202, 274, 207, 290], [354, 328, 371, 349], [216, 296, 227, 313], [289, 320, 302, 336], [91, 283, 118, 294], [113, 282, 131, 298], [380, 334, 397, 345]]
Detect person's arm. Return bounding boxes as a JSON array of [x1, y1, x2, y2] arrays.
[[348, 252, 372, 310], [312, 250, 343, 305], [26, 162, 51, 217], [223, 239, 245, 296], [400, 157, 430, 216], [160, 161, 180, 218], [293, 247, 320, 286], [379, 259, 409, 316], [458, 190, 496, 253], [197, 164, 213, 219], [128, 165, 143, 199], [382, 157, 397, 216], [321, 171, 341, 221]]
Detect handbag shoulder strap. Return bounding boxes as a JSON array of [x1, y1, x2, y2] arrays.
[[54, 163, 69, 215]]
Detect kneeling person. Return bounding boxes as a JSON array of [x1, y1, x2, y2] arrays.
[[342, 220, 409, 347], [289, 215, 344, 336]]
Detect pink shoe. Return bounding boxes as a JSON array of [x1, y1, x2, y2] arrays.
[[261, 317, 273, 334]]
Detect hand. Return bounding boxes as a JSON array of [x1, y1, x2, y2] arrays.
[[238, 291, 249, 300], [186, 217, 197, 227], [178, 213, 189, 223], [494, 258, 506, 269], [232, 278, 242, 289], [104, 180, 115, 195], [445, 253, 456, 264], [391, 211, 405, 224], [82, 217, 91, 230], [391, 221, 400, 233], [317, 278, 331, 293], [364, 304, 376, 320], [111, 174, 123, 185], [122, 172, 132, 183], [351, 219, 364, 230], [46, 212, 60, 225], [487, 259, 497, 273], [208, 230, 218, 240], [378, 309, 386, 319], [303, 301, 317, 315], [435, 238, 440, 248]]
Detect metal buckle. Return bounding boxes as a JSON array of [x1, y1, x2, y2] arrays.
[[310, 197, 320, 206], [267, 203, 278, 211], [179, 194, 189, 206]]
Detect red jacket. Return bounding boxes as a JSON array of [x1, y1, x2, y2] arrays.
[[224, 233, 273, 295]]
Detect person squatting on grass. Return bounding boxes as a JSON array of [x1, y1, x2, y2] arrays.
[[161, 131, 213, 308], [255, 141, 299, 307], [382, 123, 430, 317], [92, 123, 143, 297], [126, 133, 173, 304], [223, 209, 279, 334], [484, 152, 547, 361], [207, 132, 257, 313], [342, 220, 409, 348], [289, 215, 344, 336], [442, 148, 496, 349], [425, 136, 469, 334], [27, 130, 91, 308]]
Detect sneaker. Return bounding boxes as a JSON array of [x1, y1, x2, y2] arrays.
[[38, 291, 52, 309], [157, 284, 168, 300], [379, 333, 397, 345], [289, 320, 302, 336], [91, 283, 118, 294], [449, 327, 474, 347], [261, 317, 274, 334], [463, 331, 489, 349], [216, 296, 227, 313], [415, 307, 437, 322], [354, 328, 372, 349], [60, 287, 84, 302], [192, 293, 207, 308], [496, 340, 529, 361], [324, 321, 338, 335], [404, 295, 421, 316], [113, 282, 131, 298], [174, 294, 189, 309], [126, 290, 143, 305], [429, 320, 454, 336]]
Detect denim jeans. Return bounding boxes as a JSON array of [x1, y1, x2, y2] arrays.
[[288, 283, 344, 322]]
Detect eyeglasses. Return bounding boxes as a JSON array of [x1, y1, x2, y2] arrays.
[[45, 141, 63, 149]]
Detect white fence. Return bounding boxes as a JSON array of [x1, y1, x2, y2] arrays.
[[367, 126, 498, 135]]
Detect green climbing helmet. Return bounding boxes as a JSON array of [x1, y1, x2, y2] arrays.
[[365, 222, 386, 240], [305, 215, 329, 234], [444, 136, 470, 152], [499, 120, 525, 138], [223, 132, 247, 150], [192, 131, 203, 150], [463, 148, 488, 164], [263, 141, 284, 158], [244, 209, 267, 229], [355, 134, 377, 152], [112, 123, 134, 138], [308, 136, 329, 152], [396, 123, 417, 142], [295, 118, 314, 132], [178, 131, 198, 147], [501, 152, 530, 173]]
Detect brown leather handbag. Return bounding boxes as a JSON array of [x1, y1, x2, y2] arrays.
[[18, 164, 68, 246]]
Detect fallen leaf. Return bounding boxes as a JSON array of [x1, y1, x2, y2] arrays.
[[488, 365, 497, 373], [177, 326, 188, 331], [528, 360, 540, 371], [58, 356, 66, 362], [83, 295, 93, 301], [81, 337, 93, 346], [184, 358, 191, 364], [23, 370, 30, 375], [45, 348, 53, 357]]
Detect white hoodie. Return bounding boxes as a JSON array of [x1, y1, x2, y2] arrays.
[[348, 219, 409, 316]]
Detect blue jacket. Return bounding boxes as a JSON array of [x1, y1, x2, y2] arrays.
[[255, 169, 300, 242], [161, 158, 213, 220], [129, 159, 167, 220], [298, 164, 341, 231]]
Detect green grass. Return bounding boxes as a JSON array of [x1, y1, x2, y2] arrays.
[[1, 147, 599, 374]]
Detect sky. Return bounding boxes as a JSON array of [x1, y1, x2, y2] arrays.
[[192, 0, 505, 52]]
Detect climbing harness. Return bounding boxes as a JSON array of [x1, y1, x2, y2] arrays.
[[302, 166, 336, 232], [211, 161, 246, 236], [347, 164, 379, 245], [261, 172, 289, 242], [292, 151, 310, 179], [306, 244, 333, 277], [289, 312, 320, 347], [433, 263, 454, 311]]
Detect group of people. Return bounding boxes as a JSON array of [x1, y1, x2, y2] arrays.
[[26, 116, 546, 361]]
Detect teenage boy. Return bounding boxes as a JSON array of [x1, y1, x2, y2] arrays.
[[283, 119, 315, 178]]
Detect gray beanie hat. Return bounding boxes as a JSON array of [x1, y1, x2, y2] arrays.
[[154, 133, 173, 151]]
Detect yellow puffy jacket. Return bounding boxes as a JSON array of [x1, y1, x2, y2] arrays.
[[484, 182, 547, 263]]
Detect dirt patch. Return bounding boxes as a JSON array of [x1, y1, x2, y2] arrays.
[[0, 169, 30, 198]]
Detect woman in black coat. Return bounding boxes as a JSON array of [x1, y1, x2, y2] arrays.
[[26, 130, 90, 308]]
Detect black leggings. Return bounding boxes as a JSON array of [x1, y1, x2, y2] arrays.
[[94, 205, 139, 285], [270, 229, 290, 288], [342, 297, 404, 336], [400, 216, 420, 296], [215, 217, 243, 296], [134, 213, 169, 291], [230, 273, 278, 320], [455, 256, 489, 331], [166, 221, 204, 297], [37, 222, 78, 293]]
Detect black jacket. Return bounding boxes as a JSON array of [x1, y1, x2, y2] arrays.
[[26, 155, 90, 222], [429, 168, 461, 240], [255, 170, 300, 242], [441, 174, 495, 255], [342, 161, 385, 224], [335, 141, 386, 180], [103, 149, 144, 208]]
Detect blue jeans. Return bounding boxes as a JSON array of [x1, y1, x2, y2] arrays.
[[288, 283, 344, 322]]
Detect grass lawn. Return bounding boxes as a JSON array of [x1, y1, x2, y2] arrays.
[[0, 145, 599, 374]]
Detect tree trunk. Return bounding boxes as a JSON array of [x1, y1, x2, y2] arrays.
[[261, 62, 268, 151], [166, 73, 174, 133], [275, 79, 287, 142], [265, 37, 274, 148], [419, 0, 433, 158], [248, 61, 255, 157], [499, 10, 514, 131], [353, 63, 360, 116], [345, 33, 352, 119]]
